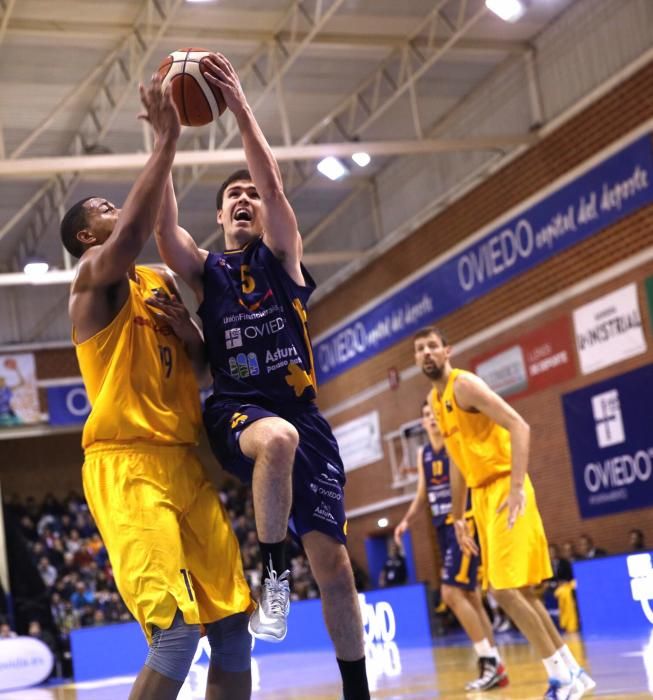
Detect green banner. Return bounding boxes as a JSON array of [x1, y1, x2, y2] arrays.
[[646, 275, 653, 330]]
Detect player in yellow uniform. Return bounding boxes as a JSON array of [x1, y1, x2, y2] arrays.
[[414, 326, 596, 700], [60, 75, 253, 700]]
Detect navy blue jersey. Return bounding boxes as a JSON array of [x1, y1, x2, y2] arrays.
[[198, 238, 317, 405], [421, 442, 472, 527]]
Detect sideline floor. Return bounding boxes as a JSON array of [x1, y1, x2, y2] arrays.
[[2, 632, 651, 699]]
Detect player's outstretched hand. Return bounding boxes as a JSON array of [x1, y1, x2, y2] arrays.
[[201, 53, 247, 117], [497, 485, 527, 529], [394, 521, 409, 547], [145, 288, 196, 343], [454, 519, 479, 557], [138, 73, 181, 144]]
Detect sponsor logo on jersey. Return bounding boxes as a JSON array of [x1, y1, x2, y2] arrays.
[[309, 482, 343, 501], [317, 472, 340, 486], [313, 500, 337, 523], [133, 315, 174, 336], [225, 328, 243, 349], [228, 353, 260, 379], [244, 317, 286, 339], [265, 346, 301, 374]]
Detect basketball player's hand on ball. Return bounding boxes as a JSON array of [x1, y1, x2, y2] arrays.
[[138, 73, 181, 143], [497, 485, 527, 529], [145, 290, 195, 343], [454, 519, 479, 557], [200, 53, 247, 117]]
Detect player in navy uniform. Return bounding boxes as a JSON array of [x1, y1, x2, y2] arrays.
[[394, 402, 509, 691], [155, 53, 370, 700]]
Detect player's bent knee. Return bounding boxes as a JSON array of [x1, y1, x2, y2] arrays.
[[441, 584, 461, 607], [263, 423, 299, 461], [206, 612, 252, 673], [145, 610, 200, 682]]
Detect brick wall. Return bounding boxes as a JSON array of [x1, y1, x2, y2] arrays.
[[311, 58, 653, 586]]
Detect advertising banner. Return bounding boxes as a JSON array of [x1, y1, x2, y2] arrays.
[[645, 275, 653, 329], [314, 134, 653, 384], [47, 383, 91, 425], [0, 637, 54, 692], [0, 353, 40, 426], [332, 411, 383, 472], [471, 316, 576, 399], [575, 551, 653, 636], [573, 283, 646, 375], [71, 583, 433, 689], [561, 364, 653, 518]]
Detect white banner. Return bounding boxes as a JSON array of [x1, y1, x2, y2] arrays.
[[333, 411, 383, 473], [476, 345, 528, 397], [573, 283, 647, 375], [0, 637, 54, 691], [0, 353, 40, 426]]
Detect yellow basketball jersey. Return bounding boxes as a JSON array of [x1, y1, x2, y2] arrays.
[[430, 368, 512, 488], [75, 266, 201, 449]]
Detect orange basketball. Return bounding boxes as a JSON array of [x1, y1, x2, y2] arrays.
[[157, 48, 226, 127], [4, 358, 17, 370]]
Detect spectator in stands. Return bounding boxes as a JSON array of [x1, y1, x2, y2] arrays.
[[37, 556, 58, 589], [0, 620, 16, 638], [577, 534, 607, 559], [9, 482, 325, 673], [561, 541, 577, 562], [630, 529, 646, 551], [548, 544, 573, 583], [28, 619, 57, 655], [379, 542, 408, 588]]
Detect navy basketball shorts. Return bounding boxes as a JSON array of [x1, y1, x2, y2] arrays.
[[204, 397, 347, 544], [436, 519, 480, 591]]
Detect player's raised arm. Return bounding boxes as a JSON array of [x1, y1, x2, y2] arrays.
[[202, 53, 303, 286], [155, 176, 208, 303], [453, 373, 530, 529], [75, 75, 180, 290]]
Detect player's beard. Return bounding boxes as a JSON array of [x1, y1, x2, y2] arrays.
[[422, 363, 444, 380]]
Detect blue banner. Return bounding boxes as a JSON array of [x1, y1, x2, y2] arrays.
[[71, 584, 432, 682], [561, 364, 653, 519], [314, 134, 653, 383], [575, 551, 653, 637], [46, 383, 90, 425]]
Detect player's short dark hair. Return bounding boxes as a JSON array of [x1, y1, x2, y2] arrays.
[[413, 326, 448, 346], [216, 169, 252, 211], [60, 197, 94, 259]]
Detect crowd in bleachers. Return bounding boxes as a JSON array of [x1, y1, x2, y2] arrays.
[[0, 483, 322, 676], [0, 485, 647, 678]]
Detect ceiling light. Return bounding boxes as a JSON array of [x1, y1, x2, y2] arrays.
[[485, 0, 525, 22], [377, 518, 389, 528], [352, 152, 371, 167], [186, 0, 216, 3], [317, 156, 349, 181], [24, 260, 49, 276]]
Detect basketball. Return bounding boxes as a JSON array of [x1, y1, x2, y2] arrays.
[[4, 358, 17, 370], [157, 48, 226, 127]]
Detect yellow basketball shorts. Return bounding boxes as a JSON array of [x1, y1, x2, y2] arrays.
[[472, 473, 552, 591], [82, 442, 253, 643]]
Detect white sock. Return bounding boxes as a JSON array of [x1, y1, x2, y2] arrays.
[[543, 651, 572, 683], [490, 645, 501, 663], [558, 644, 580, 673], [473, 638, 493, 658]]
